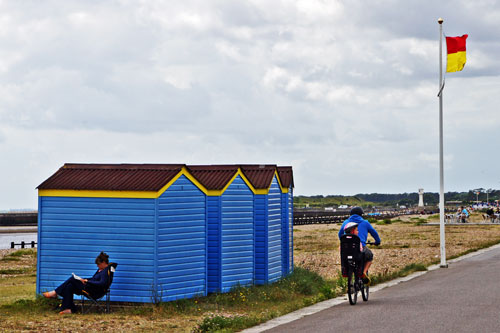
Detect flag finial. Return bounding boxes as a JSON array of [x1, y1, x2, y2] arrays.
[[438, 18, 443, 24]]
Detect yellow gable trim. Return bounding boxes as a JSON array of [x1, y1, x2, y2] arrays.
[[274, 170, 289, 193], [155, 167, 209, 196]]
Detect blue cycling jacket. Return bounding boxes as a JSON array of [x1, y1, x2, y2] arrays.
[[338, 214, 381, 247]]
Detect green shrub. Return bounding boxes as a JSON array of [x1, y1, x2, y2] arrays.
[[376, 219, 392, 225], [287, 266, 328, 296], [193, 314, 259, 333], [401, 263, 427, 274], [335, 271, 348, 292], [319, 285, 335, 299], [8, 249, 36, 257]]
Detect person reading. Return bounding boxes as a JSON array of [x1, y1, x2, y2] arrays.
[[43, 252, 110, 314]]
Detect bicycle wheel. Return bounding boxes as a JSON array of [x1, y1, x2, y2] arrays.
[[347, 268, 357, 305], [361, 283, 369, 301]]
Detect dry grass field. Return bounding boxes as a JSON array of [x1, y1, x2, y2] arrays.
[[295, 214, 500, 280], [1, 214, 500, 332]]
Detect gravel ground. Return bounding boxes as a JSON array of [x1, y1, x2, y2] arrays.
[[0, 248, 15, 259]]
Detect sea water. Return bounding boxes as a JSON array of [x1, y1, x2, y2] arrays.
[[0, 232, 38, 249]]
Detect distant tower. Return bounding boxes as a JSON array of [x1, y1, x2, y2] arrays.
[[418, 188, 424, 207]]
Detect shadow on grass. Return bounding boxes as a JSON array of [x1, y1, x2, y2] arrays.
[[1, 296, 59, 314]]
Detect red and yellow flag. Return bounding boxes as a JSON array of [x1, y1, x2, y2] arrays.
[[446, 34, 468, 72]]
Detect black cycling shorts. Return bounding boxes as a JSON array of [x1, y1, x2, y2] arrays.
[[363, 247, 374, 262]]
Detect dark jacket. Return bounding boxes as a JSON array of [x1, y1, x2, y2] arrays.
[[84, 267, 109, 297]]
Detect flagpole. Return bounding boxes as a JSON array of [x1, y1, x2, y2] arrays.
[[438, 17, 448, 268]]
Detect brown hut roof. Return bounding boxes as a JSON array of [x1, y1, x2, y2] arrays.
[[38, 163, 294, 192]]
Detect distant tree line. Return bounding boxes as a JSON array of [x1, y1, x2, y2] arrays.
[[295, 189, 500, 208]]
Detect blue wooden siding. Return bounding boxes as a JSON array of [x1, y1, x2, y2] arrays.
[[254, 194, 266, 285], [220, 176, 254, 292], [267, 177, 282, 282], [207, 196, 221, 293], [36, 196, 42, 294], [255, 176, 282, 284], [281, 191, 289, 276], [157, 175, 206, 301], [289, 188, 294, 273], [37, 196, 156, 303]]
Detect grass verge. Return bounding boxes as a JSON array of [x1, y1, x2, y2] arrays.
[[0, 263, 346, 333], [168, 267, 346, 332]]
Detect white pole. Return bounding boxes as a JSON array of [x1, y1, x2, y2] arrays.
[[438, 18, 447, 268]]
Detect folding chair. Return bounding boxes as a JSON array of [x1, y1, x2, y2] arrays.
[[81, 262, 118, 313]]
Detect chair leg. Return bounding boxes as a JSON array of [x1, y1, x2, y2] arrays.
[[81, 291, 111, 314], [106, 291, 110, 313]]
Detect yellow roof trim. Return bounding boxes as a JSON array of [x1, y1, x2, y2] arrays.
[[38, 167, 290, 198], [38, 189, 157, 199]]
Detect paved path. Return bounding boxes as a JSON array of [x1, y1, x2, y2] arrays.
[[255, 245, 500, 333]]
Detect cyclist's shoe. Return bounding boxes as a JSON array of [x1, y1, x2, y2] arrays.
[[362, 274, 371, 286]]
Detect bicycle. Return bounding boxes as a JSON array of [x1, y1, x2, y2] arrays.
[[340, 235, 377, 305]]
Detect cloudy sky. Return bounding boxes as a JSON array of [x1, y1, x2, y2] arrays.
[[1, 0, 499, 210]]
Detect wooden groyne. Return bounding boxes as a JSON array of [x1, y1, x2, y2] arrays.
[[0, 213, 37, 226], [293, 209, 402, 225]]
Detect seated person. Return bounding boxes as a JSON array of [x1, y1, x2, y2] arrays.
[[43, 252, 110, 314], [483, 208, 494, 221]]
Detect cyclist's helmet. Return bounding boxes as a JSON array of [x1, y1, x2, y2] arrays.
[[344, 222, 359, 234], [350, 206, 364, 216]]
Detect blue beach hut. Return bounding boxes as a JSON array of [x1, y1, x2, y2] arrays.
[[188, 165, 256, 293], [37, 163, 294, 302], [278, 167, 294, 275], [240, 165, 284, 285]]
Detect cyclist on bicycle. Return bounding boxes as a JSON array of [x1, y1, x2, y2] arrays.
[[339, 207, 381, 285], [460, 206, 470, 223]]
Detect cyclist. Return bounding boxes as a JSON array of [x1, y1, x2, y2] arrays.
[[460, 206, 470, 223], [339, 207, 381, 285]]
